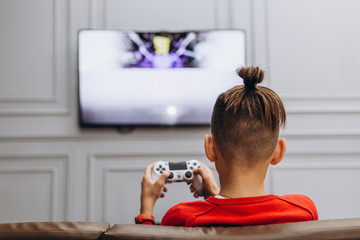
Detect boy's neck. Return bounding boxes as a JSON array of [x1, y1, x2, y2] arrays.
[[217, 161, 269, 199]]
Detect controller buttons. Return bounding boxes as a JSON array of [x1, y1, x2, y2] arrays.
[[168, 172, 174, 179], [185, 171, 192, 178]]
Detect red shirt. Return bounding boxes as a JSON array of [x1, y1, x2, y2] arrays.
[[160, 194, 318, 227]]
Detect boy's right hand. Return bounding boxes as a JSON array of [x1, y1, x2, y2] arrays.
[[191, 161, 219, 199], [140, 163, 170, 215]]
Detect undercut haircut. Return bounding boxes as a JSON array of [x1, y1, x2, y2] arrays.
[[211, 66, 286, 167]]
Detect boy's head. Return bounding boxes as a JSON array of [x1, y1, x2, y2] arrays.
[[210, 66, 286, 168]]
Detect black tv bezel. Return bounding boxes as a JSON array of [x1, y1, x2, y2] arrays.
[[77, 29, 247, 129]]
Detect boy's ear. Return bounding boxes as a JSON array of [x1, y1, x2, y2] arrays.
[[270, 139, 287, 166], [204, 134, 217, 163]]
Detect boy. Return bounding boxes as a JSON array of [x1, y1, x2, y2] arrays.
[[136, 66, 318, 226]]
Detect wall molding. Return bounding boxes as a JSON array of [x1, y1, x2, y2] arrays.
[[89, 0, 105, 28], [0, 0, 56, 103], [0, 0, 70, 116], [250, 0, 269, 68], [0, 154, 69, 221], [282, 94, 360, 101], [0, 109, 70, 116], [214, 0, 231, 29], [0, 167, 57, 221], [284, 94, 360, 113], [281, 128, 360, 137], [285, 107, 360, 114], [283, 151, 360, 156]]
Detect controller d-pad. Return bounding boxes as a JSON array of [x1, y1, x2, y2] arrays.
[[156, 165, 166, 174]]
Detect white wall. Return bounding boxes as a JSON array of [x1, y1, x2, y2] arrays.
[[0, 0, 359, 224]]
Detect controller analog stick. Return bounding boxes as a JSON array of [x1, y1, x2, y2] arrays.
[[185, 171, 192, 178], [168, 172, 174, 179]]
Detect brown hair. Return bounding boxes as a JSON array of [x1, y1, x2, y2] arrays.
[[211, 66, 286, 167]]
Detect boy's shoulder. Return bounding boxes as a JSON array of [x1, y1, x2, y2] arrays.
[[278, 194, 319, 220], [160, 200, 215, 226]]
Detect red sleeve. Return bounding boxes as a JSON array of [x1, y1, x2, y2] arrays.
[[281, 194, 319, 220], [161, 203, 190, 226], [161, 201, 213, 226]]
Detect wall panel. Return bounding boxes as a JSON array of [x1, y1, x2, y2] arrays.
[[0, 0, 69, 115], [0, 155, 68, 223], [266, 0, 360, 112], [0, 0, 54, 100]]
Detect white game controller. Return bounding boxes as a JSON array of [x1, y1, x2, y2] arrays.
[[151, 160, 204, 196]]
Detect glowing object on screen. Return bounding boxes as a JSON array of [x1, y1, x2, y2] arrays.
[[167, 106, 177, 116]]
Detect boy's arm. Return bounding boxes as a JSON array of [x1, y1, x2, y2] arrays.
[[136, 163, 170, 224], [191, 161, 220, 199]]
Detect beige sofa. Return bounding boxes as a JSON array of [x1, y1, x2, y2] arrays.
[[0, 222, 109, 240], [1, 218, 360, 240]]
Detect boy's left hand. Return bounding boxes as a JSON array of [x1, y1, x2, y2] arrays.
[[140, 163, 170, 215], [191, 161, 220, 199]]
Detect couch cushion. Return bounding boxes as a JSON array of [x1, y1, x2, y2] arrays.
[[0, 222, 110, 240], [102, 218, 360, 240]]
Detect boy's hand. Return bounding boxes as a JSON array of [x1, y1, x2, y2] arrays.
[[140, 163, 170, 215], [191, 161, 219, 199]]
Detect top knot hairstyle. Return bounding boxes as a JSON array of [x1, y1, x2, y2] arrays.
[[238, 66, 265, 91], [211, 66, 286, 167]]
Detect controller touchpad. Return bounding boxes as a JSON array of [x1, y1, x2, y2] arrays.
[[169, 162, 187, 170]]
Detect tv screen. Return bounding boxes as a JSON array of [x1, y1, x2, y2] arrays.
[[78, 30, 246, 127]]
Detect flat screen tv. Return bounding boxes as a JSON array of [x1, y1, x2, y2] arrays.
[[78, 29, 246, 127]]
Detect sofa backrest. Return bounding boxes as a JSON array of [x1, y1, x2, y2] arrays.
[[102, 218, 360, 240], [0, 222, 110, 240], [1, 219, 360, 240]]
